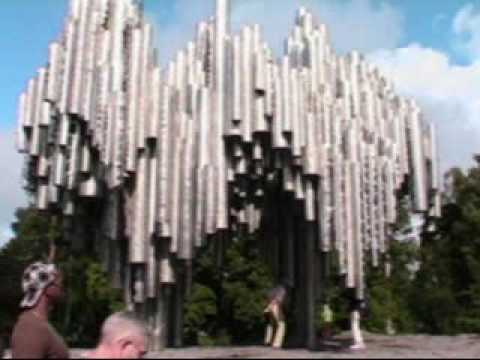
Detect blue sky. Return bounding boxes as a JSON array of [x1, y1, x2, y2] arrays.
[[398, 0, 470, 63], [0, 1, 68, 130], [0, 0, 475, 131], [1, 0, 480, 247]]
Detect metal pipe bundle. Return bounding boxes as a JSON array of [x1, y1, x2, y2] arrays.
[[15, 0, 440, 349]]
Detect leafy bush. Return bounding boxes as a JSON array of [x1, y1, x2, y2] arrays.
[[0, 208, 124, 348], [184, 235, 273, 345], [184, 284, 218, 344], [56, 257, 125, 346]]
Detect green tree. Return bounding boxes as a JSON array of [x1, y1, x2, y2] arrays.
[[0, 208, 124, 347], [408, 158, 480, 334], [184, 234, 273, 345], [348, 193, 420, 335], [0, 208, 59, 336], [184, 284, 218, 345], [222, 236, 274, 344], [364, 240, 418, 334], [54, 256, 124, 346]]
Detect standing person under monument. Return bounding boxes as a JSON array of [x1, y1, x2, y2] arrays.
[[320, 302, 334, 340], [349, 296, 367, 351], [264, 284, 288, 349], [10, 262, 69, 359]]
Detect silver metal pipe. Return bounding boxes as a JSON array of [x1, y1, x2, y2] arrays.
[[46, 43, 63, 104], [126, 27, 142, 172], [59, 20, 77, 115], [148, 67, 162, 140], [70, 0, 90, 116], [16, 93, 27, 152], [281, 56, 292, 134], [272, 65, 288, 149], [241, 26, 253, 143], [131, 150, 148, 264], [409, 104, 428, 212]]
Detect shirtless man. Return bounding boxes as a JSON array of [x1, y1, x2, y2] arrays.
[[11, 262, 69, 359], [87, 312, 147, 359]]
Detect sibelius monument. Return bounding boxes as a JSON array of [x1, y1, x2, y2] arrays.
[[15, 0, 440, 350]]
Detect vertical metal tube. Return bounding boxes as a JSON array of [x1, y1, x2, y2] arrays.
[[158, 85, 172, 238], [16, 93, 27, 152], [281, 56, 292, 134], [409, 104, 428, 212], [59, 20, 77, 115], [272, 65, 288, 149], [148, 67, 162, 140], [70, 0, 90, 116], [130, 150, 149, 264], [215, 0, 230, 230], [232, 35, 242, 124], [126, 28, 142, 173], [46, 43, 63, 104], [241, 27, 253, 143], [179, 117, 195, 260], [66, 123, 81, 191]]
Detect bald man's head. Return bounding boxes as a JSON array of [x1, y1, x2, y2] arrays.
[[93, 312, 147, 359], [100, 312, 146, 343]]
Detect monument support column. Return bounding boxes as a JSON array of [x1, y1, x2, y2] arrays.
[[292, 201, 304, 345], [293, 201, 317, 349], [305, 219, 317, 350], [172, 262, 186, 348], [151, 285, 168, 351]]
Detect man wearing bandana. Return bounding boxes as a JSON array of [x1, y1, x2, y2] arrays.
[[10, 262, 69, 359]]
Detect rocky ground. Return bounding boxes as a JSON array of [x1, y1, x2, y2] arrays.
[[4, 333, 480, 358]]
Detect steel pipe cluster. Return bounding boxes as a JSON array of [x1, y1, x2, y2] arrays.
[[15, 0, 440, 348]]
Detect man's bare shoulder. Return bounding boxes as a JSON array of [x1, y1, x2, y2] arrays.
[[11, 312, 50, 349]]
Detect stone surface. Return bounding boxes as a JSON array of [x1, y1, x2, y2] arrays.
[[4, 334, 480, 359]]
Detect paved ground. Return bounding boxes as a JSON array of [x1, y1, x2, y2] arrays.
[[143, 334, 480, 359], [4, 333, 480, 358]]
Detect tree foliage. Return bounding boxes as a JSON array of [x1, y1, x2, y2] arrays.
[[184, 235, 273, 345], [364, 240, 419, 334], [56, 256, 125, 346], [0, 208, 124, 348], [364, 157, 480, 335], [0, 208, 58, 335], [410, 160, 480, 334]]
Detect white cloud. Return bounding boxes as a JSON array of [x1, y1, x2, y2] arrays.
[[368, 45, 480, 173], [452, 3, 480, 60], [367, 4, 480, 174], [149, 0, 405, 63], [0, 128, 27, 247]]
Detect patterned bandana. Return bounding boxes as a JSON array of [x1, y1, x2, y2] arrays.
[[20, 262, 58, 308]]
